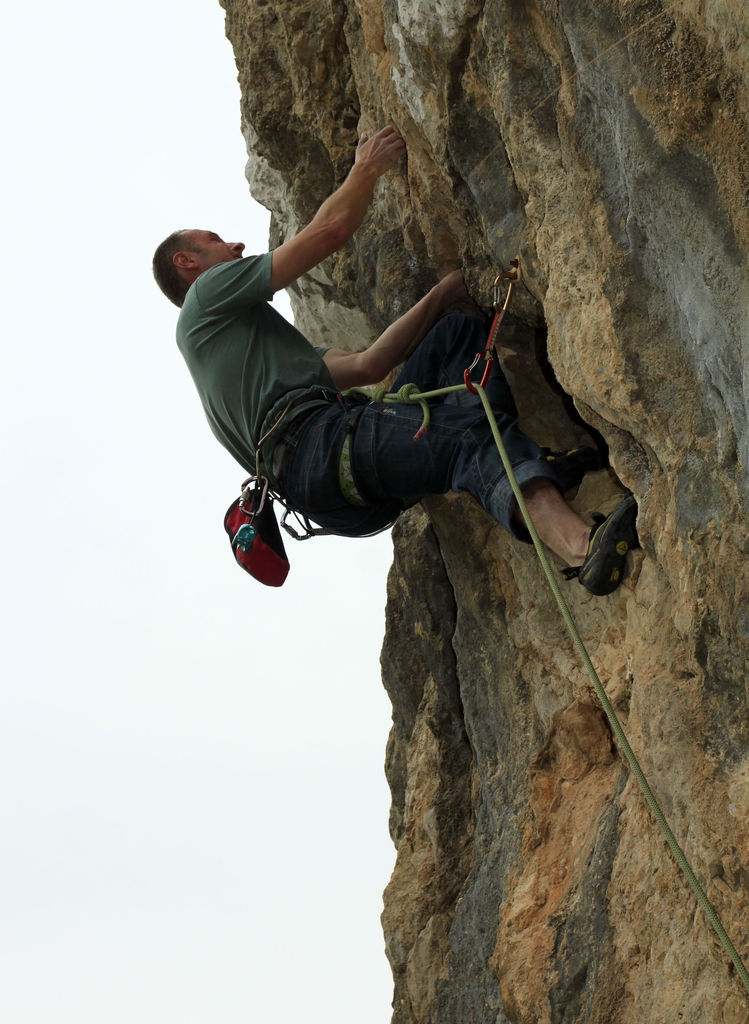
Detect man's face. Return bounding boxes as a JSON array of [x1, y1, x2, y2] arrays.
[[182, 230, 245, 273]]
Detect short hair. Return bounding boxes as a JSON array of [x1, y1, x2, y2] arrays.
[[152, 229, 196, 308]]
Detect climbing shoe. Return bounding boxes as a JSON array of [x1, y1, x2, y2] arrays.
[[541, 446, 605, 493], [566, 494, 639, 596]]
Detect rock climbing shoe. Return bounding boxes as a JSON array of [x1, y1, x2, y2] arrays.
[[566, 494, 639, 596], [541, 446, 605, 493]]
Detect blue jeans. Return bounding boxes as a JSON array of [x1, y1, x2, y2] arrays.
[[280, 315, 560, 538]]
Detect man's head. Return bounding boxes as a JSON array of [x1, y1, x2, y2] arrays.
[[152, 229, 245, 307]]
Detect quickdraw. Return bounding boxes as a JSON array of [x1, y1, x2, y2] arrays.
[[464, 258, 522, 394]]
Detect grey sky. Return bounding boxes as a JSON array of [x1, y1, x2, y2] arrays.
[[2, 2, 396, 1020]]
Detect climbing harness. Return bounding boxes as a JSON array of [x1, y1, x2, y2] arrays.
[[372, 259, 749, 1000]]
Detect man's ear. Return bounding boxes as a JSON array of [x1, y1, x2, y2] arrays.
[[173, 250, 198, 270]]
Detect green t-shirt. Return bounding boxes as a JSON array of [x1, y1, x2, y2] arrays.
[[176, 252, 336, 473]]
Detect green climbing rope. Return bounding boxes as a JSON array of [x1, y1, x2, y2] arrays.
[[380, 377, 749, 998]]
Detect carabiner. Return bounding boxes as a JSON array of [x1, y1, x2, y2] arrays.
[[464, 354, 494, 396], [239, 475, 269, 517], [493, 258, 522, 311]]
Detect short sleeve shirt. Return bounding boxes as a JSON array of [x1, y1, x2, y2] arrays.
[[176, 253, 335, 472]]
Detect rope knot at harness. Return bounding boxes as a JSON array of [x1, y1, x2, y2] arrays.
[[395, 382, 431, 440]]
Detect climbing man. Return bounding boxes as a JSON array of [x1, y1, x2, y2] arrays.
[[153, 126, 638, 595]]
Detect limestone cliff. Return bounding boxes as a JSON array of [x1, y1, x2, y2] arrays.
[[220, 1, 749, 1021]]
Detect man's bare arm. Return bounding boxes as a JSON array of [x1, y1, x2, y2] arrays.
[[323, 271, 470, 389], [270, 127, 405, 294]]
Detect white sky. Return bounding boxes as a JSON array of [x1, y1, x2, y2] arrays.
[[2, 3, 396, 1021]]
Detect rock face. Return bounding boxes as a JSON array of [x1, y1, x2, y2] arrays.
[[221, 1, 749, 1021]]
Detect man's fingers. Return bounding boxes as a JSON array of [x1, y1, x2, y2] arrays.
[[380, 125, 404, 145], [355, 125, 406, 172], [359, 125, 403, 148]]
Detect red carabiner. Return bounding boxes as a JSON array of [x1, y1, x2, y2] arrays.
[[464, 354, 494, 395]]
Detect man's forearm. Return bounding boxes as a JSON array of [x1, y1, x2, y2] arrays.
[[311, 162, 381, 247], [362, 285, 447, 379], [322, 287, 443, 389], [359, 269, 471, 381], [323, 271, 470, 389], [270, 126, 406, 294]]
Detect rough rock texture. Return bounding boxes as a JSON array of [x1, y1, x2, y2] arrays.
[[221, 1, 749, 1021]]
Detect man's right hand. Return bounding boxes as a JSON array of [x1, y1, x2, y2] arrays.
[[355, 126, 406, 177]]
